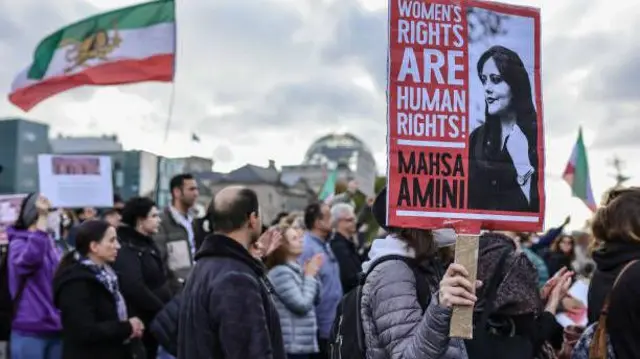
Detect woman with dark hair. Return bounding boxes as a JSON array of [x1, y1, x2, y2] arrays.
[[543, 234, 576, 277], [468, 45, 539, 212], [53, 220, 145, 359], [112, 197, 174, 358], [266, 223, 322, 359], [6, 193, 62, 358]]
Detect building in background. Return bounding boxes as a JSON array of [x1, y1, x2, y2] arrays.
[[200, 160, 315, 224], [112, 150, 159, 200], [156, 156, 214, 209], [282, 132, 377, 197], [49, 134, 123, 154], [0, 118, 51, 194]]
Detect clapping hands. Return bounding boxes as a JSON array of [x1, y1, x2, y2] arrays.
[[251, 227, 284, 259], [541, 267, 574, 314]]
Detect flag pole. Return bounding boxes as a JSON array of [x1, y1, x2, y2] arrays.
[[156, 0, 178, 204]]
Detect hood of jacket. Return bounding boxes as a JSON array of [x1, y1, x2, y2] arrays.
[[195, 234, 266, 277], [362, 234, 414, 272], [361, 228, 457, 273], [592, 240, 640, 272]]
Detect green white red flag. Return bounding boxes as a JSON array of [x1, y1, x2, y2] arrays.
[[562, 128, 597, 211], [9, 0, 175, 111], [318, 165, 338, 202]]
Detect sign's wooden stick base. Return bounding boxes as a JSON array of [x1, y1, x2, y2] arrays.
[[448, 234, 480, 339]]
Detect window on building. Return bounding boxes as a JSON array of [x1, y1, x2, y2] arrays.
[[23, 132, 37, 142], [22, 155, 35, 164], [22, 178, 35, 189]]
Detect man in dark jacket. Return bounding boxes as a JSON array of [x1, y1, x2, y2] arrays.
[[154, 173, 199, 283], [177, 186, 286, 359], [329, 202, 362, 292]]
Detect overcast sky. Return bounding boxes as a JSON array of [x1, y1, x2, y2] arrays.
[[1, 0, 639, 230]]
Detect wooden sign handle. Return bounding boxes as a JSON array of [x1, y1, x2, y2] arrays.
[[448, 234, 479, 339]]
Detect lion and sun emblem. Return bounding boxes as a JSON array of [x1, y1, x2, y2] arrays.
[[58, 20, 122, 73]]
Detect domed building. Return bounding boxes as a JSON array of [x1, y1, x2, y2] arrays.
[[282, 133, 377, 197]]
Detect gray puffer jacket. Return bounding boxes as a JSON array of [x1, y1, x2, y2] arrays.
[[360, 235, 468, 359], [268, 262, 320, 354]]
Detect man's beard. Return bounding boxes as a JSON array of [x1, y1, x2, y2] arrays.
[[181, 198, 194, 208]]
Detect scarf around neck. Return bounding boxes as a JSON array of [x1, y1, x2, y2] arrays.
[[79, 256, 128, 321]]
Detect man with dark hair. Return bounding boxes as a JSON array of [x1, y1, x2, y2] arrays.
[[177, 186, 285, 359], [113, 193, 125, 213], [154, 173, 199, 283], [300, 202, 342, 359]]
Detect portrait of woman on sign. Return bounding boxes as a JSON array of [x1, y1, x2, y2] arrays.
[[468, 45, 539, 212]]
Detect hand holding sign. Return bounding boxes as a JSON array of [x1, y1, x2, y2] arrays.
[[439, 263, 482, 308]]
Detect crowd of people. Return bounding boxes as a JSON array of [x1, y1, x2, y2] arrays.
[[2, 173, 640, 359]]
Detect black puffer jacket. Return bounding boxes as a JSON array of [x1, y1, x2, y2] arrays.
[[113, 226, 175, 358], [589, 241, 640, 359], [177, 234, 286, 359]]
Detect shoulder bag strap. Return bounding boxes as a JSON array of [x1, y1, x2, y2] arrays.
[[589, 259, 639, 358]]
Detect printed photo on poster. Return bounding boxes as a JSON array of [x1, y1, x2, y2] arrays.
[[38, 154, 114, 208], [466, 7, 539, 213], [386, 0, 544, 232], [52, 156, 101, 175]]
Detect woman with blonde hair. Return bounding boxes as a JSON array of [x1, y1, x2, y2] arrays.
[[266, 223, 322, 359], [585, 187, 640, 359]]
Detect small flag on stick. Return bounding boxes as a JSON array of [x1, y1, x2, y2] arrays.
[[318, 165, 338, 202], [562, 127, 597, 211]]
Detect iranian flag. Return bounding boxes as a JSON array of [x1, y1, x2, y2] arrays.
[[563, 128, 597, 211], [9, 0, 175, 112]]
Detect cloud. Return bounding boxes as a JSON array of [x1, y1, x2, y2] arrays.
[[1, 0, 640, 228], [0, 0, 387, 165]]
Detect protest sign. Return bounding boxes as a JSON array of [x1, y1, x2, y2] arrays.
[[38, 154, 114, 208], [0, 194, 27, 244], [386, 0, 544, 233]]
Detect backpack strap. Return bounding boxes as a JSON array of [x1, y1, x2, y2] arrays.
[[589, 259, 639, 358], [362, 255, 431, 311], [356, 255, 433, 353]]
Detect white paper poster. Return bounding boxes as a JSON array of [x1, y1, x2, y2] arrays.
[[0, 194, 27, 244], [38, 154, 114, 208]]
